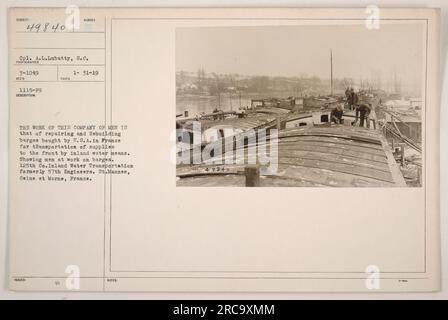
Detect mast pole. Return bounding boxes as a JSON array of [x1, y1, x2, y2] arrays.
[[330, 49, 333, 96]]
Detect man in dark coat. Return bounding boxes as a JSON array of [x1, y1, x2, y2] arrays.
[[346, 87, 353, 109], [354, 103, 372, 128], [345, 87, 351, 104], [351, 90, 359, 110], [331, 104, 344, 124]]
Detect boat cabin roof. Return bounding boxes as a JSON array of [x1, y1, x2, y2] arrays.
[[177, 125, 406, 187]]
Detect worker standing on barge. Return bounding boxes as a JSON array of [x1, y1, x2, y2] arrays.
[[351, 89, 359, 110], [345, 87, 351, 109], [354, 103, 372, 128]]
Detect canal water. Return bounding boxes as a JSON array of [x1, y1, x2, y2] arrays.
[[176, 92, 298, 116]]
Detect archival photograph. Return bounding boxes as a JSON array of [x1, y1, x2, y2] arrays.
[[175, 23, 425, 187]]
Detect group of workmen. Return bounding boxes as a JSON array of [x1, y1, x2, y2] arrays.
[[330, 87, 372, 128]]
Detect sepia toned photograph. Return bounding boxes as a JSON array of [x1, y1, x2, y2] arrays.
[[5, 6, 442, 295], [175, 23, 425, 187]]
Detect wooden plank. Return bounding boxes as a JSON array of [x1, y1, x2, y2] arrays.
[[279, 136, 384, 154], [200, 113, 277, 131], [177, 175, 245, 187], [278, 150, 390, 170], [280, 126, 383, 141], [285, 113, 313, 121], [279, 131, 382, 145], [278, 141, 388, 162], [255, 108, 290, 114], [278, 157, 394, 183], [308, 125, 381, 138], [266, 165, 395, 187], [280, 126, 380, 141], [379, 135, 407, 187]]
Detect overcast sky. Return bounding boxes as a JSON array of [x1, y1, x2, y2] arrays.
[[176, 23, 425, 92]]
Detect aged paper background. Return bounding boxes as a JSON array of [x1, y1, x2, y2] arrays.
[[5, 6, 442, 293]]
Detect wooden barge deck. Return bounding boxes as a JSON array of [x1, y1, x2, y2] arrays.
[[177, 125, 407, 187]]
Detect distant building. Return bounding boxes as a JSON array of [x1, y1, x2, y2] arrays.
[[384, 99, 422, 142]]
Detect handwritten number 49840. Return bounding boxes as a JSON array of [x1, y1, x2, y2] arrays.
[[26, 23, 66, 33]]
